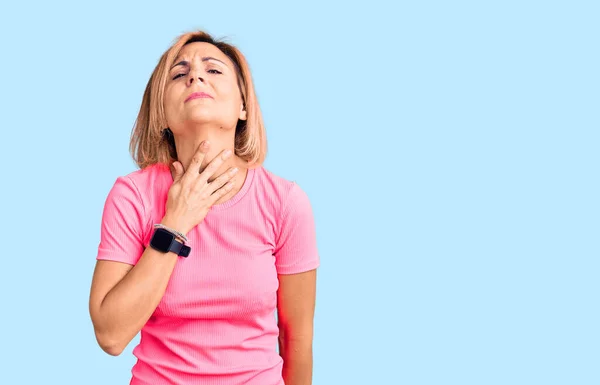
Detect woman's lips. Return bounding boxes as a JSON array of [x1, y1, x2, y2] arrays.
[[185, 92, 213, 102]]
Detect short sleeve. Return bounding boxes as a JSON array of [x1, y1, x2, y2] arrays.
[[96, 176, 147, 265], [274, 183, 320, 274]]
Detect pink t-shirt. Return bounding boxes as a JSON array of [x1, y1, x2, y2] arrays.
[[96, 163, 320, 385]]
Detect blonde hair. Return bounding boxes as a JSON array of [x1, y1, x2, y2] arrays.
[[129, 30, 267, 169]]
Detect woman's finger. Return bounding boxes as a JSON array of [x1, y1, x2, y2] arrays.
[[171, 161, 184, 183], [184, 141, 210, 182], [197, 148, 233, 184], [207, 167, 239, 195], [209, 179, 236, 204]]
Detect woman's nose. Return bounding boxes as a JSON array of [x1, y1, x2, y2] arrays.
[[187, 75, 204, 86]]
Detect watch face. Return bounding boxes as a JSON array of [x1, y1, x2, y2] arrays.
[[150, 228, 174, 252]]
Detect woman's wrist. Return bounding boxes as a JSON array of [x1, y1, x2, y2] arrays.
[[159, 215, 189, 241]]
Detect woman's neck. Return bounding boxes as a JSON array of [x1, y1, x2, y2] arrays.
[[169, 127, 249, 205]]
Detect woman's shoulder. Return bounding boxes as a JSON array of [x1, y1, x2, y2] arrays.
[[119, 163, 170, 190], [251, 165, 309, 210], [105, 163, 169, 211], [252, 165, 297, 195]]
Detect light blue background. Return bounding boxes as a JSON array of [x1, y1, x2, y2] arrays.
[[0, 1, 597, 384]]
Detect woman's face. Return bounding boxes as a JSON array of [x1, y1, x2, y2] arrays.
[[164, 42, 246, 131]]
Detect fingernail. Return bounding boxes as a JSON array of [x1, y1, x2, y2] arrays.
[[224, 149, 232, 157]]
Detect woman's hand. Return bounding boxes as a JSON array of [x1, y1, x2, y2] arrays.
[[162, 141, 238, 235]]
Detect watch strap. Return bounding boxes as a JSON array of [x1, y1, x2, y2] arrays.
[[179, 245, 191, 257], [167, 238, 183, 255], [167, 238, 191, 258], [150, 228, 191, 258]]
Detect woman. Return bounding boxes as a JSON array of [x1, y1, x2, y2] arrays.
[[89, 30, 319, 385]]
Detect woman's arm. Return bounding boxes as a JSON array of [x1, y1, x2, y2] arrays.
[[90, 144, 238, 356], [277, 269, 318, 385], [89, 217, 182, 356]]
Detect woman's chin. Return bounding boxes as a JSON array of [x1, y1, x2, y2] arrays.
[[187, 108, 214, 119], [179, 118, 235, 131], [182, 113, 219, 126]]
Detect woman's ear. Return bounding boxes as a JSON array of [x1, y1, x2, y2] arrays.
[[239, 103, 247, 121], [162, 127, 173, 139]]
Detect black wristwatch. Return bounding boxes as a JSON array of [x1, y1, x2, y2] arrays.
[[149, 228, 191, 257]]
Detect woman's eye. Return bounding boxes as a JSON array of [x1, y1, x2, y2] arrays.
[[208, 69, 222, 74], [172, 73, 186, 80]]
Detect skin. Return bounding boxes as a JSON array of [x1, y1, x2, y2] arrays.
[[163, 41, 249, 196], [89, 42, 317, 384]]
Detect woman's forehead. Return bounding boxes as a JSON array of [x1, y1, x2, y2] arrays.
[[175, 42, 230, 64]]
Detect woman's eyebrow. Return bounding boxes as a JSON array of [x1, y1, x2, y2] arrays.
[[171, 60, 189, 70], [170, 57, 228, 70], [202, 57, 228, 67]]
